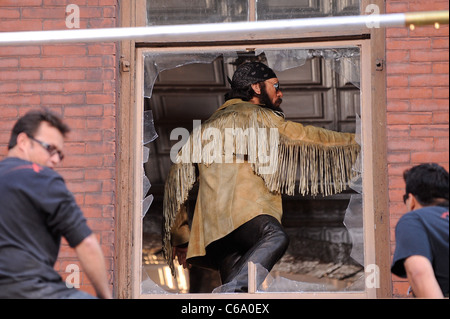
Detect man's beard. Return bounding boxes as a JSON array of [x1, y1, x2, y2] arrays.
[[257, 83, 283, 112]]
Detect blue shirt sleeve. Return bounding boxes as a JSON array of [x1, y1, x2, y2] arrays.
[[391, 213, 433, 277]]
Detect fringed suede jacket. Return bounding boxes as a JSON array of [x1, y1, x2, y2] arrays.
[[163, 98, 361, 274]]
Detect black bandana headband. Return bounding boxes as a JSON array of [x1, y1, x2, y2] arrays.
[[230, 62, 277, 89]]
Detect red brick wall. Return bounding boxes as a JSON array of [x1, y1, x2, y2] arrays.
[[0, 0, 118, 296], [386, 0, 449, 297]]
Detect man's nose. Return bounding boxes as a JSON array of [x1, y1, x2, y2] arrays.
[[50, 153, 61, 166]]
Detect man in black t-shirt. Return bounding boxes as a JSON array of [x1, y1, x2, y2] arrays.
[[0, 110, 112, 299], [391, 163, 449, 298]]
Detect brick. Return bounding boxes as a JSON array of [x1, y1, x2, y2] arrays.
[[67, 181, 102, 193], [0, 46, 41, 56], [386, 28, 409, 39], [67, 130, 103, 142], [64, 81, 103, 92], [63, 154, 103, 167], [387, 100, 410, 112], [86, 93, 115, 104], [42, 19, 73, 30], [58, 168, 85, 180], [388, 137, 434, 151], [41, 94, 85, 105], [42, 69, 85, 80], [386, 38, 431, 50], [19, 81, 63, 92], [0, 58, 19, 68], [0, 107, 19, 118], [85, 193, 115, 207], [410, 99, 449, 111], [82, 206, 103, 219], [64, 56, 103, 68], [432, 62, 449, 74], [411, 151, 449, 163], [387, 75, 408, 87], [387, 125, 410, 138], [386, 50, 409, 63], [432, 38, 450, 49], [387, 111, 433, 126], [387, 63, 432, 75], [387, 88, 433, 100], [85, 142, 115, 154], [2, 93, 40, 105], [0, 0, 42, 6], [42, 45, 87, 56], [0, 83, 18, 93], [410, 50, 450, 62], [0, 8, 20, 19], [22, 8, 64, 19], [86, 116, 115, 129], [0, 19, 43, 31], [432, 111, 449, 124], [64, 142, 86, 155], [43, 0, 87, 5], [435, 137, 450, 150], [410, 125, 449, 137], [87, 18, 117, 28], [64, 105, 104, 117], [387, 152, 411, 164], [408, 26, 449, 38], [20, 57, 64, 68], [80, 7, 103, 18], [433, 88, 449, 99], [87, 43, 116, 55], [409, 74, 448, 87], [85, 168, 114, 180], [409, 1, 450, 12], [388, 175, 406, 189]]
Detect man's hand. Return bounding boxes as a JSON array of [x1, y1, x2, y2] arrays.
[[172, 245, 190, 269]]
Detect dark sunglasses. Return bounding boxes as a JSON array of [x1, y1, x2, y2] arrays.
[[273, 82, 280, 92], [28, 135, 64, 161]]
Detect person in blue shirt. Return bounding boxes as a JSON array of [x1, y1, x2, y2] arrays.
[[0, 109, 112, 299], [391, 163, 449, 298]]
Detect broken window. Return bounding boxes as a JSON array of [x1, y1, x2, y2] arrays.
[[140, 46, 364, 294]]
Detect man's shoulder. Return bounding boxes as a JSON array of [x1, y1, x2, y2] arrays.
[[398, 206, 449, 228], [0, 158, 58, 179]]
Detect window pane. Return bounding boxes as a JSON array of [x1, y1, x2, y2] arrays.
[[141, 48, 363, 294], [256, 0, 360, 20], [146, 0, 248, 25]]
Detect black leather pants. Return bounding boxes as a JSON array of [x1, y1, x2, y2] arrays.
[[206, 215, 290, 292]]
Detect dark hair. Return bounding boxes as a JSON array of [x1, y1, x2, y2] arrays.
[[403, 163, 449, 206], [224, 84, 258, 102], [8, 109, 70, 150]]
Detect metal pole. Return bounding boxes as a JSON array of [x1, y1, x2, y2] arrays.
[[0, 10, 448, 46]]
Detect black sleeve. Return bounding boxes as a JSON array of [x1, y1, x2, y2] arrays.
[[391, 213, 432, 277], [41, 174, 92, 248]]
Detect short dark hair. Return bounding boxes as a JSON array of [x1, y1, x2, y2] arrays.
[[8, 109, 70, 150], [403, 163, 449, 206]]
